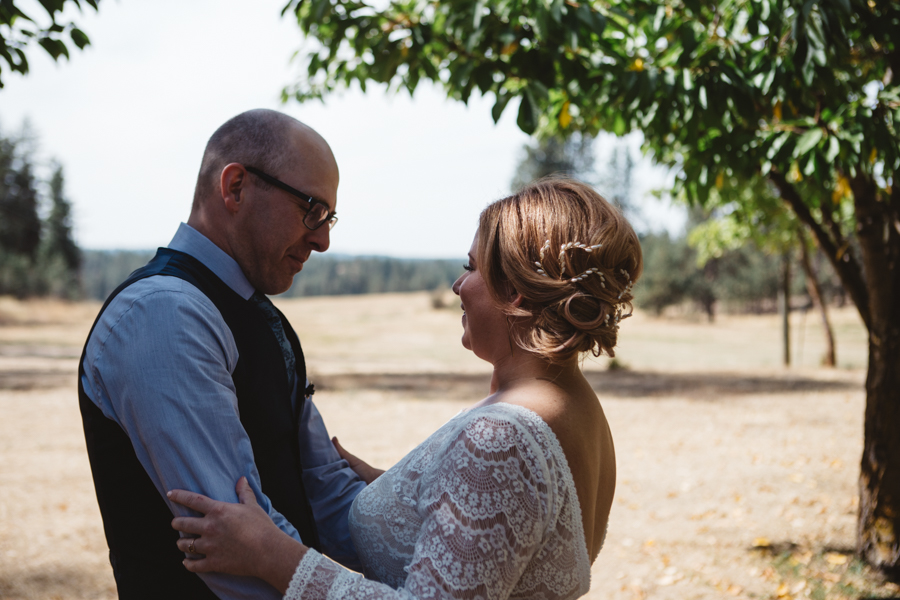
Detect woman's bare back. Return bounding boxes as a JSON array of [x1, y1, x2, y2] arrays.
[[489, 375, 616, 562]]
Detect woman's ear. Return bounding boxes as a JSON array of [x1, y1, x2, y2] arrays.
[[509, 291, 525, 307]]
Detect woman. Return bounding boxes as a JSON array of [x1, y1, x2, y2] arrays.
[[168, 176, 643, 599]]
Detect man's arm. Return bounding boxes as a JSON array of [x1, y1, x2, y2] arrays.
[[295, 396, 367, 570], [82, 277, 299, 600]]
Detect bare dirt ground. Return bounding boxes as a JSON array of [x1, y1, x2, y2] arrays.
[[0, 292, 893, 600]]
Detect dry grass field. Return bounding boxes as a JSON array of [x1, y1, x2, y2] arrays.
[[0, 291, 894, 600]]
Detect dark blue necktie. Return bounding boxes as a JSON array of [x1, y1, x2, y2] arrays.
[[251, 292, 297, 393]]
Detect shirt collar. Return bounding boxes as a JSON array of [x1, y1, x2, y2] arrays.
[[167, 223, 256, 300]]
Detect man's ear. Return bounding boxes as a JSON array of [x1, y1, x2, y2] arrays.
[[220, 163, 247, 214]]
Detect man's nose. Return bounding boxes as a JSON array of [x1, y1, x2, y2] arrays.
[[308, 226, 331, 253]]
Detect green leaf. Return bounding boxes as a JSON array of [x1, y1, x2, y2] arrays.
[[577, 4, 605, 34], [653, 5, 666, 32], [612, 111, 626, 136], [312, 0, 330, 22], [529, 80, 549, 101], [680, 23, 698, 59], [491, 89, 512, 123], [70, 27, 90, 49], [13, 48, 29, 74], [682, 69, 693, 91], [38, 0, 66, 16], [550, 0, 564, 24], [767, 131, 791, 159], [794, 128, 823, 157], [473, 64, 495, 95], [761, 67, 776, 94], [38, 37, 67, 60], [825, 135, 840, 162], [803, 153, 817, 176], [516, 89, 539, 134], [472, 0, 486, 29], [833, 0, 850, 13], [592, 11, 607, 34]]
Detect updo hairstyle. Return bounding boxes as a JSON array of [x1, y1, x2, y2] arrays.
[[477, 176, 643, 363]]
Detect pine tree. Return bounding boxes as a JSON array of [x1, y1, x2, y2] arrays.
[[510, 133, 595, 192], [44, 164, 81, 272], [0, 136, 41, 260]]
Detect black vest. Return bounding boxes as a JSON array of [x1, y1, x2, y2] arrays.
[[78, 248, 320, 599]]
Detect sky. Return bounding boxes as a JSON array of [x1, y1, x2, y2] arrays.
[[1, 0, 684, 258]]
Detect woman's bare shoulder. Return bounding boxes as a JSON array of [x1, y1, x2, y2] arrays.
[[492, 380, 604, 443]]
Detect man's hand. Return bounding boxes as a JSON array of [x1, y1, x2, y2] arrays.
[[333, 437, 384, 484]]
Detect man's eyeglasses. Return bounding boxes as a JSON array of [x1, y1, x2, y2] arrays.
[[245, 166, 338, 231]]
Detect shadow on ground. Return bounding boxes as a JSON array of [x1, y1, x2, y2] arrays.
[[0, 565, 114, 600], [314, 369, 859, 400], [0, 345, 79, 390], [0, 369, 73, 390]]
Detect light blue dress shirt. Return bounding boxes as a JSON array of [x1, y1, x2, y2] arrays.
[[81, 223, 366, 599]]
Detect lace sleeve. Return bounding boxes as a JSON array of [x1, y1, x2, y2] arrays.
[[284, 411, 555, 600]]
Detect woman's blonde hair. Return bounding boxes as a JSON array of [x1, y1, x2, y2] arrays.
[[477, 176, 643, 363]]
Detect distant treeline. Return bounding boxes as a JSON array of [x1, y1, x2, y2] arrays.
[[82, 250, 465, 301], [282, 255, 463, 297]]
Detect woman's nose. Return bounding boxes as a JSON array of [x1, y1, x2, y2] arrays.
[[452, 275, 463, 295]]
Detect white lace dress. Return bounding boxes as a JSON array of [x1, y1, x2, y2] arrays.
[[285, 403, 594, 600]]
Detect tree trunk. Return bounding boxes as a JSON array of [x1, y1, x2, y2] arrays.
[[859, 320, 900, 575], [772, 173, 900, 574], [779, 252, 791, 367], [854, 177, 900, 575], [797, 229, 837, 367]]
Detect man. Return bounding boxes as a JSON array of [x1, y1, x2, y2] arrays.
[[78, 109, 365, 599]]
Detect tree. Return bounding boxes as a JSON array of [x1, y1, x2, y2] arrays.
[[0, 133, 41, 259], [0, 127, 82, 298], [283, 0, 900, 572], [510, 133, 595, 191], [44, 163, 80, 272], [637, 230, 718, 317], [688, 175, 839, 366], [597, 142, 635, 215], [38, 163, 81, 298], [0, 0, 99, 88]]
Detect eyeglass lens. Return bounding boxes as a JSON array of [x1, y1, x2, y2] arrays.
[[304, 204, 328, 230]]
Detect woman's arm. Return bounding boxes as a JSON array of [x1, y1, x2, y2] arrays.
[[169, 478, 306, 594], [170, 412, 564, 600]]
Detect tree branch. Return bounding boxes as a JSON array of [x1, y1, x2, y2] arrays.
[[769, 171, 872, 330]]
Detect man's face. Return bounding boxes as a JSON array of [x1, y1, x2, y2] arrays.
[[232, 131, 339, 295]]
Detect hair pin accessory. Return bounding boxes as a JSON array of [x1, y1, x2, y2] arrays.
[[535, 239, 602, 280]]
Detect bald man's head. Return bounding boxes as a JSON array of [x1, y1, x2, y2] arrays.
[[187, 110, 339, 293], [192, 109, 306, 209]]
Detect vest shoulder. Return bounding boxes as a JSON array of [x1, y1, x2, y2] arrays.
[[105, 275, 215, 313]]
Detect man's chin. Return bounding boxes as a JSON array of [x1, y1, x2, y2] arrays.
[[257, 275, 296, 296]]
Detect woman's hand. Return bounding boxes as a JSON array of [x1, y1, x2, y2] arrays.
[[333, 436, 384, 484], [169, 477, 306, 593]]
